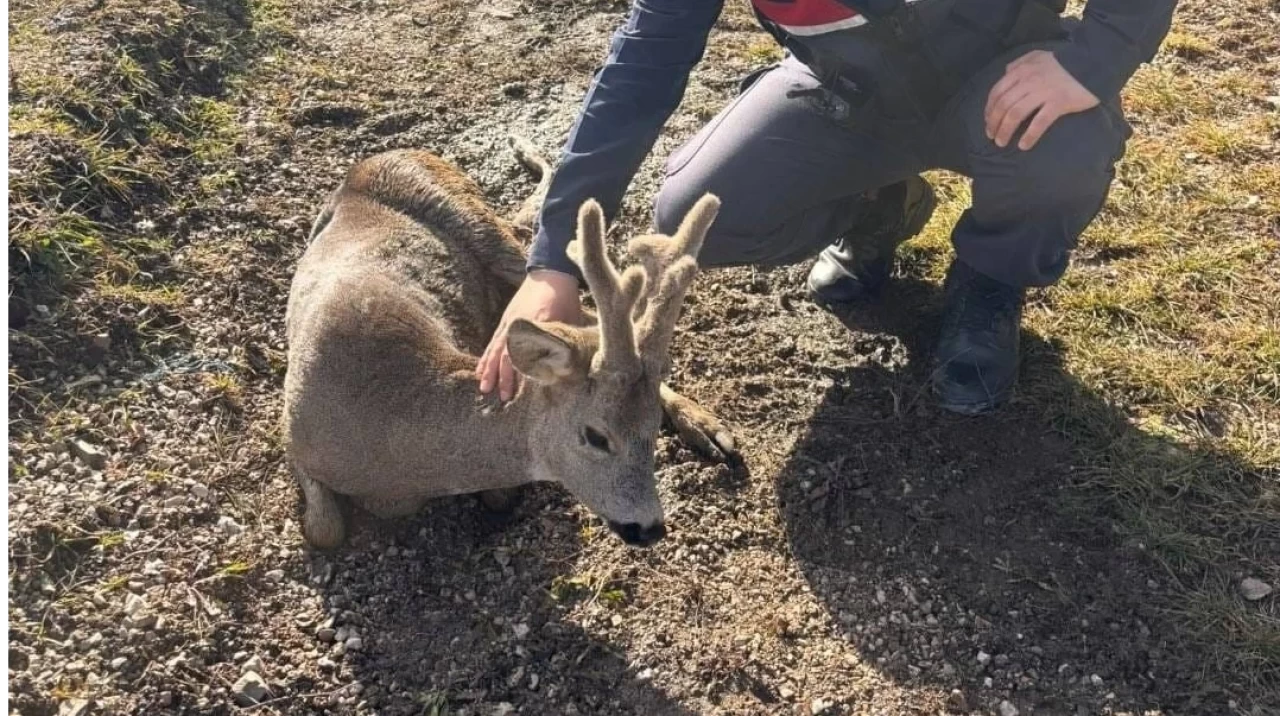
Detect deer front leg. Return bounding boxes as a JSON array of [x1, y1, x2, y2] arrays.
[[660, 384, 738, 462]]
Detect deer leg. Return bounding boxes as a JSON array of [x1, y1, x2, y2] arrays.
[[509, 136, 553, 234], [355, 494, 427, 520], [298, 470, 347, 549], [477, 486, 523, 514], [659, 384, 738, 462]]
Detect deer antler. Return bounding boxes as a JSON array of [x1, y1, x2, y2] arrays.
[[630, 193, 720, 373], [566, 200, 645, 375]]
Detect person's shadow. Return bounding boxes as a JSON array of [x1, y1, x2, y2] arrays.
[[776, 276, 1273, 714]]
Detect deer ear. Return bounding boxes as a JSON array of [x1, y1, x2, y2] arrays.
[[506, 319, 586, 384]]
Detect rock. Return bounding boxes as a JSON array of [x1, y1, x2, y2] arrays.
[[241, 655, 265, 675], [345, 637, 363, 651], [1090, 674, 1104, 687], [316, 627, 337, 643], [129, 612, 158, 630], [779, 686, 796, 700], [217, 516, 244, 536], [999, 700, 1019, 716], [976, 650, 992, 666], [109, 657, 128, 670], [317, 657, 337, 672], [191, 483, 210, 500], [69, 440, 107, 469], [1240, 577, 1273, 601], [810, 697, 833, 714], [946, 689, 968, 712], [264, 570, 285, 582], [59, 699, 90, 716], [232, 671, 270, 706], [513, 623, 530, 640]]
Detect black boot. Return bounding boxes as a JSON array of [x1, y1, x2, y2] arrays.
[[807, 176, 936, 305], [932, 260, 1025, 415]]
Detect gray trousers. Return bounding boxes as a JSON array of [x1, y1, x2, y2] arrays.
[[653, 43, 1132, 288]]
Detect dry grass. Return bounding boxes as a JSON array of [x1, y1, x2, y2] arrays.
[[903, 5, 1280, 690]]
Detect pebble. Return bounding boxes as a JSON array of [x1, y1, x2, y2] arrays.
[[1090, 674, 1105, 687], [241, 655, 265, 675], [69, 440, 108, 469], [999, 700, 1019, 716], [109, 657, 128, 670], [810, 697, 832, 714], [123, 594, 146, 616], [976, 650, 992, 666], [264, 569, 285, 582], [232, 671, 269, 705], [164, 495, 186, 509], [191, 483, 210, 500], [318, 657, 337, 671], [345, 637, 363, 651], [317, 627, 337, 643], [1240, 577, 1273, 601], [217, 516, 244, 535]]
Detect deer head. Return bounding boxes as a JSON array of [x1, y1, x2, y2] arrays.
[[505, 194, 720, 547]]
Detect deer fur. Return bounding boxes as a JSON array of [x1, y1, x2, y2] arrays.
[[282, 138, 735, 550]]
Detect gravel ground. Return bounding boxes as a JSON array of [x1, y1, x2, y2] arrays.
[[8, 0, 1276, 714]]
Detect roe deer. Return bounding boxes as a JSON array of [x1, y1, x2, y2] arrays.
[[282, 138, 736, 550]]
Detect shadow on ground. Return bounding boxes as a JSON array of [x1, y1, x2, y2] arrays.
[[777, 277, 1271, 714], [308, 489, 697, 716]]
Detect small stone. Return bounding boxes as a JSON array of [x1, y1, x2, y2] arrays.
[[217, 516, 244, 535], [779, 686, 796, 700], [164, 495, 186, 509], [317, 657, 337, 671], [191, 484, 210, 500], [232, 671, 270, 705], [1240, 577, 1273, 601], [976, 650, 992, 665], [69, 440, 108, 469], [110, 656, 128, 670], [983, 677, 994, 688], [345, 637, 363, 651], [999, 700, 1019, 716], [241, 655, 265, 675], [264, 570, 285, 582], [59, 699, 90, 716], [946, 689, 968, 712], [810, 697, 833, 714], [316, 627, 337, 643], [1090, 674, 1104, 687], [129, 612, 158, 630], [513, 623, 530, 640]]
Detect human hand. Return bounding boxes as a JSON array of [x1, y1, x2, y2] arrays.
[[984, 50, 1100, 151], [476, 270, 583, 401]]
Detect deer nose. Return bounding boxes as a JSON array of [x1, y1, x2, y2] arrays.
[[607, 520, 666, 548]]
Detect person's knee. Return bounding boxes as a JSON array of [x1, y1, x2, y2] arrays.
[[654, 177, 766, 267], [978, 108, 1125, 222]]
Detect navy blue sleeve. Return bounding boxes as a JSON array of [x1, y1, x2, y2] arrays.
[[528, 0, 726, 279], [1053, 0, 1178, 101]]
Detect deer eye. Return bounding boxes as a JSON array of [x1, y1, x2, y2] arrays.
[[581, 426, 611, 452]]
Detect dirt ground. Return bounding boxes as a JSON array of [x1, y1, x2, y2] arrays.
[[8, 0, 1278, 714]]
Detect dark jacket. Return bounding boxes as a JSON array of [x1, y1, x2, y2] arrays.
[[527, 0, 1176, 278]]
